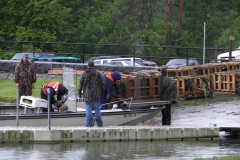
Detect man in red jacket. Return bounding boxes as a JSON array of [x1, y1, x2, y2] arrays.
[[41, 81, 68, 112], [100, 71, 121, 110]]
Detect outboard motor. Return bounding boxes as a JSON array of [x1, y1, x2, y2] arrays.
[[112, 104, 118, 110]]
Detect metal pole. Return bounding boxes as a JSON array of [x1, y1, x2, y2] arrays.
[[133, 46, 136, 67], [229, 36, 235, 61], [47, 88, 51, 130], [203, 22, 206, 64], [16, 89, 20, 126]]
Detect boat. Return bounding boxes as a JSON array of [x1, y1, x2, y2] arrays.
[[0, 67, 169, 126], [0, 96, 167, 127]]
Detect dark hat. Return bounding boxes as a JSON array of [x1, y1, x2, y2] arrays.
[[111, 71, 121, 81], [88, 61, 94, 67], [23, 54, 29, 58]]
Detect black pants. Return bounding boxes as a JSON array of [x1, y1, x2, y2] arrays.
[[40, 89, 55, 112], [161, 104, 171, 125]]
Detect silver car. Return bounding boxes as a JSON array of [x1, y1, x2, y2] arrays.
[[166, 58, 199, 67]]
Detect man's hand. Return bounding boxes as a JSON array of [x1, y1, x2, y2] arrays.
[[16, 83, 19, 88], [55, 100, 62, 107], [78, 92, 82, 98]]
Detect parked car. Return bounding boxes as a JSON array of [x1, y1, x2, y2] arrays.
[[165, 58, 199, 67], [217, 50, 240, 62], [110, 57, 145, 66], [93, 59, 112, 65], [11, 52, 54, 61], [105, 61, 142, 67], [142, 60, 158, 67], [93, 57, 145, 66], [37, 56, 80, 63], [84, 56, 121, 64]]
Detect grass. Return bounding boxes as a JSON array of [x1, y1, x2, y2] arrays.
[[181, 94, 240, 107], [0, 77, 62, 103], [1, 77, 240, 105], [194, 155, 240, 160]]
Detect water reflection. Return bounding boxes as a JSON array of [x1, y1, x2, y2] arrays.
[[0, 139, 239, 160]]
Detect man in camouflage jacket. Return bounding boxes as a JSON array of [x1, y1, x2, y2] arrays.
[[14, 54, 36, 96], [78, 61, 105, 127]]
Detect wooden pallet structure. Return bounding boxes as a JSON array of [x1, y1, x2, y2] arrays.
[[171, 75, 213, 99], [120, 72, 161, 102], [213, 70, 240, 94], [167, 66, 196, 77], [166, 61, 240, 78]]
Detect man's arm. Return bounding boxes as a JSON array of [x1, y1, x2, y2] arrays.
[[14, 64, 19, 88]]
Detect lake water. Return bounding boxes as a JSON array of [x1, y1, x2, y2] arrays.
[[0, 102, 239, 159], [0, 134, 239, 160]]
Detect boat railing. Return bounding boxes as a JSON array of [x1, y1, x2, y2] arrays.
[[99, 98, 133, 110]]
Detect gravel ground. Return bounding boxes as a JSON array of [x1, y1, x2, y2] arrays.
[[152, 100, 240, 128], [0, 72, 62, 79]]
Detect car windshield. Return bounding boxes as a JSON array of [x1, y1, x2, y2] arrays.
[[11, 53, 35, 60], [166, 59, 197, 66]]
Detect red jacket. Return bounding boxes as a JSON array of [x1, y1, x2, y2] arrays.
[[42, 81, 61, 95]]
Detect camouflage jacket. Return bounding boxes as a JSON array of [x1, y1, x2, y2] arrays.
[[78, 68, 104, 102], [14, 59, 36, 86], [160, 75, 177, 101]]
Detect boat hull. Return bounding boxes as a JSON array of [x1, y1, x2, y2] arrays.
[[0, 108, 163, 126]]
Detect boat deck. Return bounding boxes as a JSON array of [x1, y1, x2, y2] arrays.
[[0, 125, 219, 143], [219, 127, 240, 134]]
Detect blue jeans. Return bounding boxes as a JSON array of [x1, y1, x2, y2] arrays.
[[100, 94, 107, 110], [85, 101, 103, 126]]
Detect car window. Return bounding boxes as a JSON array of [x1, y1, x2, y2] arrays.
[[114, 62, 123, 66], [103, 60, 109, 64], [134, 59, 144, 65], [94, 60, 101, 65]]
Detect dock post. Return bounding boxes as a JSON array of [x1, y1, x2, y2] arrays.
[[47, 88, 51, 130], [16, 88, 20, 126]]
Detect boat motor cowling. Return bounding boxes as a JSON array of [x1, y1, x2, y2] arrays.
[[112, 104, 118, 109]]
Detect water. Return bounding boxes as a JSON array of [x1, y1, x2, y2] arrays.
[[0, 101, 239, 159], [0, 135, 239, 160]]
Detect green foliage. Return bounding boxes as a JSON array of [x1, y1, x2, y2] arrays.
[[1, 0, 240, 60]]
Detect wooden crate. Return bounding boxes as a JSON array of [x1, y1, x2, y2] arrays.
[[123, 75, 161, 101], [167, 67, 195, 77], [226, 62, 240, 71], [213, 72, 238, 94], [172, 76, 213, 99]]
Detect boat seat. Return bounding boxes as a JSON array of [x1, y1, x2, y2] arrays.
[[20, 104, 47, 114], [19, 96, 48, 114]]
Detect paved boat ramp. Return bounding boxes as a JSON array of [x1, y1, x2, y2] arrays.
[[0, 125, 220, 143]]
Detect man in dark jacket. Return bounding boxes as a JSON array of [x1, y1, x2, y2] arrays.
[[14, 54, 36, 96], [159, 67, 176, 125], [78, 61, 105, 127], [100, 71, 122, 110], [41, 81, 68, 112]]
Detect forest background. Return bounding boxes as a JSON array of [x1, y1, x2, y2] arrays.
[[1, 0, 240, 65]]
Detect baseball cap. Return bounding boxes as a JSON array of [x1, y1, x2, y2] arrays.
[[23, 54, 29, 58]]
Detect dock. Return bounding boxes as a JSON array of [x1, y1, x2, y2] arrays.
[[0, 126, 219, 143]]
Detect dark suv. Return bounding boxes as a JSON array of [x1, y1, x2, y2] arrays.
[[166, 58, 199, 67]]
